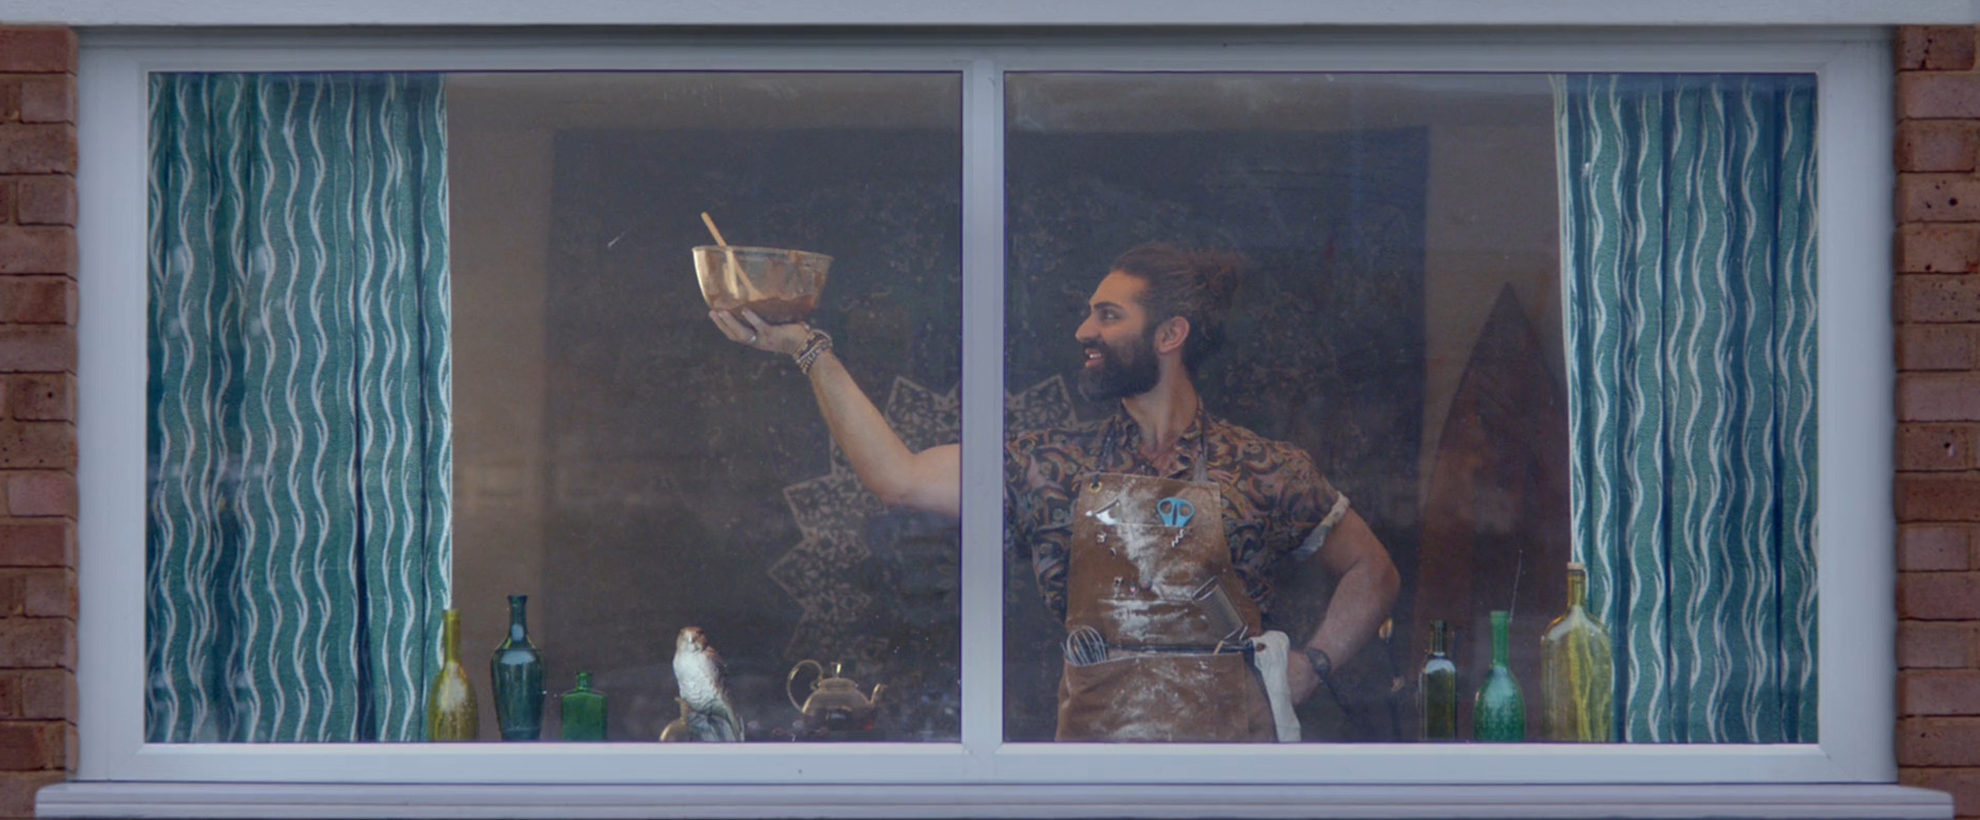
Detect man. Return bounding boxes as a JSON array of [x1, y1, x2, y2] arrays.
[[710, 243, 1399, 742]]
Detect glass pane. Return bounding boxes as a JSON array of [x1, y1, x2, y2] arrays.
[[146, 71, 964, 743], [1001, 72, 1816, 744]]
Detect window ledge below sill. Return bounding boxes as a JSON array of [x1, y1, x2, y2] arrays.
[[34, 782, 1955, 819]]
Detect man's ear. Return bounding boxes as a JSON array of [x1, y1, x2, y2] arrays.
[[1155, 316, 1190, 356]]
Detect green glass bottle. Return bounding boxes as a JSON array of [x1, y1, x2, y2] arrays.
[[1419, 620, 1457, 741], [560, 672, 607, 742], [490, 594, 546, 741], [426, 609, 479, 741], [1472, 609, 1525, 742], [1543, 562, 1615, 742]]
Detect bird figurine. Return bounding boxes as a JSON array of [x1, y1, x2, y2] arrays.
[[671, 626, 744, 742]]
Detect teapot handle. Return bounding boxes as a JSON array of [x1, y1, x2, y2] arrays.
[[787, 659, 825, 711]]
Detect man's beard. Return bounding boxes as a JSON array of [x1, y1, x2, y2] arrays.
[[1077, 332, 1160, 402]]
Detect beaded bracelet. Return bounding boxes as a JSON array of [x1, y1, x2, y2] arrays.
[[794, 328, 833, 375]]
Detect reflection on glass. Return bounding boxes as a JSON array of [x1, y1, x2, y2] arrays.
[[146, 71, 965, 742], [1001, 72, 1817, 744]]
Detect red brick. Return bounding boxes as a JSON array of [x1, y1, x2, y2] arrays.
[[8, 376, 70, 422], [1900, 224, 1980, 274], [0, 279, 73, 325], [14, 177, 70, 227], [1903, 621, 1979, 668], [0, 180, 11, 225], [1901, 325, 1980, 370], [0, 522, 71, 568], [0, 226, 72, 275], [1904, 524, 1975, 570], [0, 125, 71, 175], [20, 571, 70, 620], [0, 723, 66, 770], [0, 575, 29, 618], [0, 327, 74, 374], [1901, 276, 1980, 324], [16, 77, 69, 126], [1907, 768, 1980, 819], [0, 771, 65, 818], [1904, 670, 1980, 715], [0, 674, 23, 720], [0, 80, 18, 125], [7, 474, 72, 519], [0, 620, 73, 669], [1903, 26, 1980, 72], [19, 671, 70, 722], [1903, 425, 1980, 472], [1902, 73, 1980, 120], [1901, 717, 1980, 766], [0, 31, 74, 74], [1901, 174, 1980, 222], [1901, 121, 1980, 173], [1903, 571, 1980, 619], [1900, 374, 1980, 421]]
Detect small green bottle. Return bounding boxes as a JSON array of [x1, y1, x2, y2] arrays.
[[1473, 609, 1526, 742], [560, 672, 607, 742], [1419, 620, 1457, 741]]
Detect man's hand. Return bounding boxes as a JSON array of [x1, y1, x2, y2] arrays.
[[709, 308, 812, 356]]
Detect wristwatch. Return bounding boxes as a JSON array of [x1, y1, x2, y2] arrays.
[[1303, 646, 1333, 679]]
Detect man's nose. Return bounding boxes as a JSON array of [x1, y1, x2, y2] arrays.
[[1075, 316, 1098, 343]]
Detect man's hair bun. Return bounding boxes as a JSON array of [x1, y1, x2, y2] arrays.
[[1109, 243, 1248, 374]]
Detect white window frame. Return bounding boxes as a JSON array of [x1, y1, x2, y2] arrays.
[[49, 23, 1940, 819]]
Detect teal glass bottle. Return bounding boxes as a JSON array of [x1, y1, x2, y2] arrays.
[[1472, 609, 1525, 742], [560, 672, 607, 742], [1419, 620, 1457, 741], [490, 594, 546, 740]]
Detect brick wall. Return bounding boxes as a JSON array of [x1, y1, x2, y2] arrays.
[[1899, 24, 1980, 820], [0, 25, 77, 820]]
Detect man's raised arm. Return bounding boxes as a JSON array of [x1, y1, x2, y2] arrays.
[[711, 309, 961, 518]]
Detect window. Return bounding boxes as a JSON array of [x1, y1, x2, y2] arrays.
[[54, 24, 1914, 818]]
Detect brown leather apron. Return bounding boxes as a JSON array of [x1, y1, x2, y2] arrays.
[[1056, 434, 1276, 742]]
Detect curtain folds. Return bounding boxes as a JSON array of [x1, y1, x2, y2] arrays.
[[146, 73, 452, 743], [1556, 74, 1817, 743]]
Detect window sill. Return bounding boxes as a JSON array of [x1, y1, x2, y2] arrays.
[[35, 782, 1954, 819]]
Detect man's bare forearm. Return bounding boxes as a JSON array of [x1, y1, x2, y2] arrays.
[[804, 349, 961, 517], [1288, 510, 1400, 704]]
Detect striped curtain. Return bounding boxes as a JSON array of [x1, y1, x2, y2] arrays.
[[146, 73, 452, 743], [1555, 74, 1817, 743]]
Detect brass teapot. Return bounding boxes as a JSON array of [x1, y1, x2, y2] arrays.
[[786, 659, 884, 737]]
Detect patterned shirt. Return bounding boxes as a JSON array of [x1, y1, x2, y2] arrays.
[[1004, 409, 1351, 622]]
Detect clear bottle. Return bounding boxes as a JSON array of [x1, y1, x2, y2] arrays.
[[559, 671, 607, 742], [1542, 561, 1615, 742], [1472, 609, 1525, 742], [490, 594, 546, 741], [1419, 620, 1458, 741], [425, 609, 479, 741]]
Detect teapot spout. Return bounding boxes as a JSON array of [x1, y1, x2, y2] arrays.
[[868, 682, 886, 706]]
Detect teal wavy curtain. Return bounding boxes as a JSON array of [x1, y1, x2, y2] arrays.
[[1556, 74, 1817, 743], [147, 73, 452, 743]]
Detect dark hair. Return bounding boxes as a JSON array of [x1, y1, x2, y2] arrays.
[[1109, 243, 1244, 374]]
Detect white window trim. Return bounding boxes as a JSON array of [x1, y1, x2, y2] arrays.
[[45, 25, 1943, 819]]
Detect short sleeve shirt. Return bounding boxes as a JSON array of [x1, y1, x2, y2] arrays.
[[1003, 410, 1351, 622]]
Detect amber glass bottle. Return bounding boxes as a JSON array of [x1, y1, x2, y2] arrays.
[[1542, 562, 1615, 742], [426, 609, 479, 741]]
